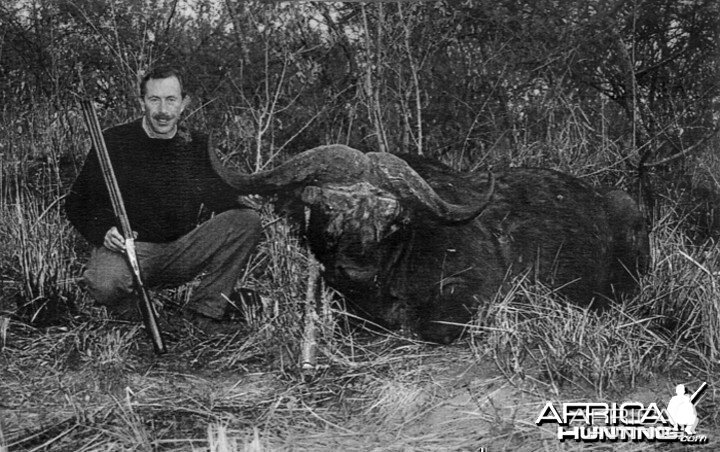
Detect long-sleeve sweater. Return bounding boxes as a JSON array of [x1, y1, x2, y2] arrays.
[[65, 118, 241, 247]]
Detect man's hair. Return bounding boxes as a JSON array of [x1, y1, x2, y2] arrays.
[[139, 66, 186, 98]]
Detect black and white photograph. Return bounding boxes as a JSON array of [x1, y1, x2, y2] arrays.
[[1, 0, 718, 450]]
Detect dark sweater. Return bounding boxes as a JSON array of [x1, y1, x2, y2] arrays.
[[66, 118, 241, 247]]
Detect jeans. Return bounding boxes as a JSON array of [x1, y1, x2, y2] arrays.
[[82, 209, 262, 319]]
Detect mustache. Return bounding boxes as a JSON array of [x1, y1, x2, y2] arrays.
[[152, 113, 175, 121]]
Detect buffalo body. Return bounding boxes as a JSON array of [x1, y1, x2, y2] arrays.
[[212, 145, 649, 343]]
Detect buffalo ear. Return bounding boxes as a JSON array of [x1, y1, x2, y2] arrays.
[[275, 192, 307, 227]]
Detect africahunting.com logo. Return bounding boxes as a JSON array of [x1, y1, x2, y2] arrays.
[[535, 383, 708, 444]]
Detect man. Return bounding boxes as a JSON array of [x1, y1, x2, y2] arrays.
[[667, 384, 699, 435], [66, 66, 262, 333]]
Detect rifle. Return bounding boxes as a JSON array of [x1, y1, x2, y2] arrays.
[[690, 382, 708, 405], [79, 99, 167, 354]]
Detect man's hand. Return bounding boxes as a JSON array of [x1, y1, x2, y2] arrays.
[[238, 194, 263, 210], [104, 227, 138, 252]]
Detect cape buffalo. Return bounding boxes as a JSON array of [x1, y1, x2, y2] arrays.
[[211, 145, 649, 343]]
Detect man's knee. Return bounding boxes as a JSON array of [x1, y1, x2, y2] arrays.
[[215, 209, 263, 242], [83, 248, 134, 305]]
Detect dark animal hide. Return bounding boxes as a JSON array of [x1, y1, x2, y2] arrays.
[[211, 145, 649, 343]]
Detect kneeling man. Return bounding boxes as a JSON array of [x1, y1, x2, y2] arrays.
[[66, 66, 261, 333]]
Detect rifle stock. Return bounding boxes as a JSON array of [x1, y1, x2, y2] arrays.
[[79, 100, 167, 354]]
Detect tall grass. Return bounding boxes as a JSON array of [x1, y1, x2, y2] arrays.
[[0, 101, 86, 325], [472, 275, 677, 397], [5, 183, 82, 322], [643, 203, 720, 362], [2, 94, 720, 450], [472, 201, 720, 397]]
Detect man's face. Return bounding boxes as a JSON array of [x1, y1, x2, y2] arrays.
[[140, 76, 188, 138]]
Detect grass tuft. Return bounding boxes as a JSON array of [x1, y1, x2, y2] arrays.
[[472, 274, 675, 397]]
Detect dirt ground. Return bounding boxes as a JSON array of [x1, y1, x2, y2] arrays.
[[2, 317, 718, 452]]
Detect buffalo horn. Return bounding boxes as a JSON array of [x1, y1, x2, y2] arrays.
[[211, 144, 494, 222], [210, 144, 371, 194], [368, 152, 494, 223]]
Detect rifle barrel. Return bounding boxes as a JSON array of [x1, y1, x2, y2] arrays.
[[690, 382, 708, 405], [79, 100, 167, 354]]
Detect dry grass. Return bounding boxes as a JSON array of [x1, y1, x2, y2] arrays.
[[2, 103, 720, 451], [4, 206, 720, 451], [472, 278, 674, 397]]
